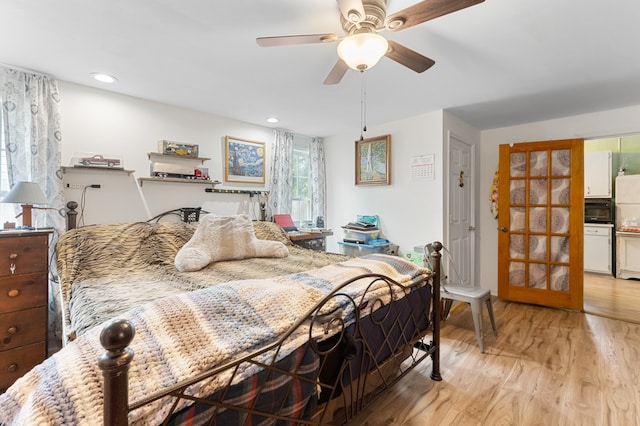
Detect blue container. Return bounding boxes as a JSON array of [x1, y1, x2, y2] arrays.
[[338, 241, 389, 257]]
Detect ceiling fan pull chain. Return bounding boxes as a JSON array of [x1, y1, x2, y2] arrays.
[[363, 71, 367, 132], [360, 71, 367, 141]]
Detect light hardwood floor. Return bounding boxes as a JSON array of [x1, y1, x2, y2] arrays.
[[583, 272, 640, 324], [350, 297, 640, 425]]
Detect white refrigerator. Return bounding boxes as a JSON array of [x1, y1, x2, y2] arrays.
[[615, 174, 640, 279]]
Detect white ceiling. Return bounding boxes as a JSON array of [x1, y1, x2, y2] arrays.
[[2, 0, 640, 137]]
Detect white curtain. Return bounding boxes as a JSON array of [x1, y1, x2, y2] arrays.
[[1, 66, 65, 348], [309, 137, 326, 224], [268, 129, 293, 218]]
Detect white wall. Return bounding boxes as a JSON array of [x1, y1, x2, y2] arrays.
[[478, 105, 640, 295], [324, 111, 446, 257], [58, 82, 273, 225], [58, 81, 457, 260]]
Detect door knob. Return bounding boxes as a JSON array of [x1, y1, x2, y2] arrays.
[[501, 227, 508, 232]]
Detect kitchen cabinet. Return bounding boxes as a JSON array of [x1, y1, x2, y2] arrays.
[[616, 231, 640, 279], [584, 224, 613, 274], [584, 151, 612, 198]]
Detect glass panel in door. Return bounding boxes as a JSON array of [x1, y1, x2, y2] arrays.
[[498, 140, 583, 310]]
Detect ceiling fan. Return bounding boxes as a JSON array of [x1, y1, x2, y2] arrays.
[[256, 0, 485, 85]]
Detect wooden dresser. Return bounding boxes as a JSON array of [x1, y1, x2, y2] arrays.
[[0, 230, 52, 392]]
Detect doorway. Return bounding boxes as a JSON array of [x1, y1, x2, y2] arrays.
[[446, 134, 475, 287], [582, 135, 640, 323]]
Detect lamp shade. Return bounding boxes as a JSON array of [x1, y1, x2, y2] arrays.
[[2, 181, 48, 205], [337, 33, 389, 71]]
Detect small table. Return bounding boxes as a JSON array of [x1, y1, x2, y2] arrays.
[[288, 231, 333, 251]]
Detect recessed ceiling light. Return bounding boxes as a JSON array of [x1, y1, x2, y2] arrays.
[[266, 117, 279, 124], [91, 73, 118, 83]]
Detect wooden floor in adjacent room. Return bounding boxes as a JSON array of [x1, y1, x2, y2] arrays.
[[583, 272, 640, 324], [350, 295, 640, 426]]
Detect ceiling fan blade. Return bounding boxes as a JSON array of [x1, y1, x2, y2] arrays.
[[324, 59, 349, 85], [256, 34, 339, 47], [385, 0, 485, 32], [336, 0, 366, 24], [385, 40, 435, 73]]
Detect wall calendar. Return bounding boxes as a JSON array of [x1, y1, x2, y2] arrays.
[[410, 154, 435, 180]]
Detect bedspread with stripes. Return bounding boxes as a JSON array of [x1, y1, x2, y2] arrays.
[[0, 254, 431, 426]]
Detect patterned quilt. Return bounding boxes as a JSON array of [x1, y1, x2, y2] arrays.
[[54, 221, 348, 342], [0, 254, 431, 425]]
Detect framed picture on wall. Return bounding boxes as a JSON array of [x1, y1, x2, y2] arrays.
[[224, 136, 266, 184], [355, 134, 391, 185]]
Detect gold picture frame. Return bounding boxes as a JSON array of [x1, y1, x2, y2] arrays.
[[355, 134, 391, 185], [224, 136, 266, 184]]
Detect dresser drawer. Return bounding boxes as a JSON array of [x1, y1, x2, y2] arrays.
[[0, 307, 47, 351], [0, 341, 46, 392], [0, 272, 48, 312], [0, 233, 49, 277]]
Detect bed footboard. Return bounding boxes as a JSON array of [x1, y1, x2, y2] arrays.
[[98, 320, 135, 426], [98, 243, 443, 425]]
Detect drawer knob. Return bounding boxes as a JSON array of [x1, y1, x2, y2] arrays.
[[7, 326, 17, 335], [7, 289, 20, 298], [9, 253, 17, 260], [7, 363, 18, 373]]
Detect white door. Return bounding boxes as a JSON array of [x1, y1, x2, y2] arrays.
[[448, 136, 474, 285]]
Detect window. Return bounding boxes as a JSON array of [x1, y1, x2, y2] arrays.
[[291, 138, 311, 224]]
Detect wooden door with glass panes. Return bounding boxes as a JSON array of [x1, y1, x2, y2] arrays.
[[497, 139, 583, 310]]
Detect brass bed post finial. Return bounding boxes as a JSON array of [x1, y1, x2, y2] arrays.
[[430, 241, 443, 381], [98, 319, 135, 426]]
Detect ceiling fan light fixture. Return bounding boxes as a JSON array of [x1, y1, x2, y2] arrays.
[[337, 32, 388, 71]]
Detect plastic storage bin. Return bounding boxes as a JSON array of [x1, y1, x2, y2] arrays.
[[338, 241, 389, 257], [342, 228, 381, 243]]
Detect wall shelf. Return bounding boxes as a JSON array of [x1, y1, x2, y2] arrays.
[[147, 152, 210, 162], [205, 188, 267, 195], [62, 165, 135, 175], [138, 177, 215, 187], [146, 152, 210, 181]]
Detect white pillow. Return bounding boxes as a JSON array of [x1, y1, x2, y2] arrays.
[[174, 214, 288, 272]]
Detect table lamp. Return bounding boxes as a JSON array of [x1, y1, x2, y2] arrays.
[[2, 181, 48, 228]]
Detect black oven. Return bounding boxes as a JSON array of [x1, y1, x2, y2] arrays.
[[584, 198, 614, 223]]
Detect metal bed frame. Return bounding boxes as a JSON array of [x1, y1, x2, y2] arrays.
[[97, 243, 443, 425]]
